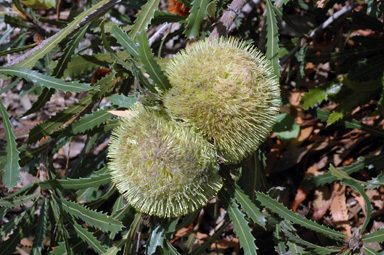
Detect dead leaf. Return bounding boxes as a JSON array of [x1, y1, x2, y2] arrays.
[[107, 110, 136, 118], [330, 182, 351, 237]]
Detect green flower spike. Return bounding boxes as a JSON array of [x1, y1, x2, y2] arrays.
[[108, 103, 222, 218], [162, 37, 281, 163]]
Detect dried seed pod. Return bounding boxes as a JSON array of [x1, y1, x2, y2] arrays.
[[108, 103, 222, 217], [162, 38, 281, 163]]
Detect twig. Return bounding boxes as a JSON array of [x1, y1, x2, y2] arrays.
[[209, 0, 248, 40], [149, 23, 173, 46]]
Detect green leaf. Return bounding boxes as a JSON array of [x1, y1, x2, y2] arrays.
[[22, 88, 55, 117], [32, 199, 48, 255], [363, 247, 382, 255], [0, 226, 21, 255], [286, 241, 305, 254], [344, 119, 384, 138], [137, 31, 171, 91], [0, 209, 27, 240], [72, 221, 106, 254], [152, 11, 186, 25], [14, 0, 120, 68], [111, 24, 140, 59], [128, 0, 161, 41], [273, 224, 287, 254], [0, 98, 20, 189], [366, 171, 384, 190], [363, 228, 384, 243], [184, 0, 209, 39], [0, 67, 92, 92], [60, 199, 123, 234], [301, 84, 342, 110], [301, 154, 384, 188], [37, 173, 111, 189], [219, 189, 258, 255], [272, 113, 300, 140], [107, 94, 138, 108], [281, 224, 340, 253], [265, 0, 280, 79], [27, 73, 115, 144], [53, 24, 90, 78], [69, 110, 114, 135], [0, 192, 39, 208], [147, 223, 166, 255], [233, 183, 266, 229], [163, 240, 181, 255], [256, 192, 347, 239], [22, 0, 56, 9]]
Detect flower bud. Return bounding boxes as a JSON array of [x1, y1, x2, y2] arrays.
[[108, 103, 222, 217], [162, 38, 281, 163]]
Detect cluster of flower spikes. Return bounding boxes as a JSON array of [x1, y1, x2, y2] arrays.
[[162, 37, 281, 164], [108, 103, 222, 218]]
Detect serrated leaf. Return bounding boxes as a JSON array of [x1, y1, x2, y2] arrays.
[[49, 242, 69, 255], [129, 0, 161, 41], [327, 111, 344, 125], [63, 52, 128, 79], [0, 67, 92, 92], [22, 0, 56, 9], [219, 189, 258, 255], [0, 192, 39, 207], [14, 0, 120, 68], [0, 226, 21, 255], [27, 73, 115, 144], [32, 199, 48, 255], [281, 226, 340, 253], [184, 0, 209, 39], [301, 154, 384, 189], [69, 110, 114, 135], [286, 241, 305, 254], [366, 171, 384, 190], [37, 173, 111, 189], [265, 0, 280, 79], [111, 25, 140, 59], [72, 221, 106, 254], [0, 98, 20, 189], [60, 199, 123, 234], [301, 84, 342, 110], [256, 192, 347, 239], [233, 183, 266, 229], [152, 11, 186, 25], [0, 209, 26, 240], [137, 31, 171, 91], [107, 94, 138, 108], [274, 224, 287, 254], [363, 228, 384, 243], [53, 24, 90, 78], [23, 88, 55, 117], [272, 113, 300, 140]]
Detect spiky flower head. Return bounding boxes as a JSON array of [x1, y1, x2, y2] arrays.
[[162, 37, 281, 163], [108, 103, 222, 217]]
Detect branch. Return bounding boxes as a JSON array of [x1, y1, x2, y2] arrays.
[[209, 0, 248, 40]]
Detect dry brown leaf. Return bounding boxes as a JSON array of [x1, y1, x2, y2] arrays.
[[107, 110, 136, 118], [312, 185, 332, 221], [351, 191, 366, 216], [291, 187, 310, 212], [330, 182, 351, 237]]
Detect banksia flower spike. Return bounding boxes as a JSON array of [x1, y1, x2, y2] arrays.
[[108, 103, 222, 218], [162, 37, 281, 163]]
